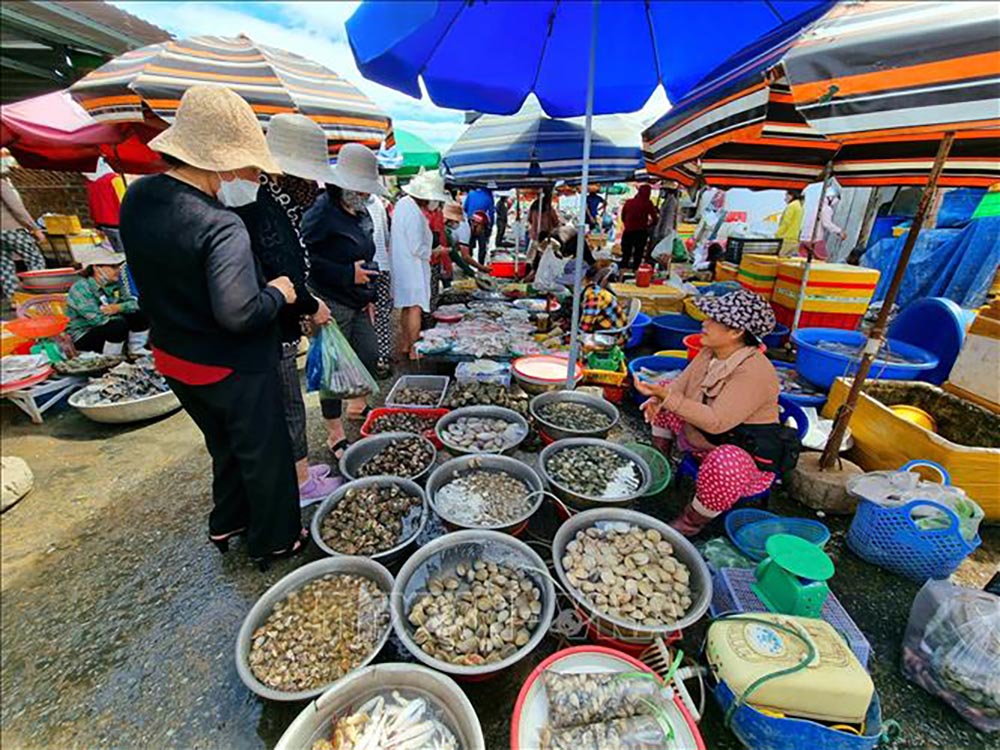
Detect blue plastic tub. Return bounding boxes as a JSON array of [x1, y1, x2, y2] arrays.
[[625, 312, 652, 349], [627, 355, 688, 405], [772, 361, 828, 407], [791, 328, 939, 389], [888, 298, 970, 385], [651, 313, 702, 350], [762, 323, 790, 349]]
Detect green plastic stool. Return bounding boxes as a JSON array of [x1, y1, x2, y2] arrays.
[[751, 534, 834, 618]]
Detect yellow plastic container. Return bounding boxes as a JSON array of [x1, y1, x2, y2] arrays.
[[890, 405, 938, 432], [655, 349, 688, 358], [716, 262, 739, 282], [582, 359, 628, 387], [684, 296, 707, 321], [772, 261, 880, 313], [42, 214, 83, 235]]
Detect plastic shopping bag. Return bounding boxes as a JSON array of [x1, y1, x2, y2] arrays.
[[540, 715, 672, 750], [305, 322, 379, 400], [901, 580, 1000, 732], [543, 670, 673, 728]]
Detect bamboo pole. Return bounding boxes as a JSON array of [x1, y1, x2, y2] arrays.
[[792, 162, 834, 332], [820, 132, 955, 469]]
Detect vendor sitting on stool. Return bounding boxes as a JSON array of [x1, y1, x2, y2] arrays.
[[579, 263, 625, 335], [67, 246, 149, 356], [635, 289, 788, 536]]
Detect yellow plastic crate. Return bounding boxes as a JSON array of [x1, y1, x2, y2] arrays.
[[583, 359, 628, 387], [715, 262, 739, 282], [42, 214, 83, 235], [771, 286, 873, 314]]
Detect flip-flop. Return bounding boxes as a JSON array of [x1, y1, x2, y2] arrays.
[[346, 406, 372, 422], [327, 438, 349, 461]]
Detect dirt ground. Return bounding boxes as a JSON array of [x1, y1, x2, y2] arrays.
[[1, 363, 997, 750]]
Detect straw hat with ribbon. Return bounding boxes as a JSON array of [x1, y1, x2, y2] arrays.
[[326, 142, 387, 196], [77, 246, 125, 270], [148, 85, 281, 174], [403, 169, 450, 202], [265, 113, 338, 183]]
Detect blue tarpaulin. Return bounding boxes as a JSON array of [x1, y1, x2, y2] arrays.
[[863, 216, 1000, 309]]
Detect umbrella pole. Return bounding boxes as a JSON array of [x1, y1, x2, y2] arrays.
[[792, 162, 834, 332], [565, 0, 600, 389], [820, 132, 955, 469]]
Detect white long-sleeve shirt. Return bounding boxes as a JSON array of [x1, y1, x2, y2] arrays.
[[801, 199, 843, 242]]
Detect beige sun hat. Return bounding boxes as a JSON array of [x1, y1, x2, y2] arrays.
[[327, 142, 387, 196], [442, 202, 464, 222], [403, 169, 450, 202], [77, 246, 125, 269], [148, 85, 281, 174], [265, 113, 337, 182]]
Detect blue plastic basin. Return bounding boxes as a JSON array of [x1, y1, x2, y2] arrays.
[[762, 323, 790, 349], [792, 328, 939, 389], [651, 314, 702, 350], [627, 355, 688, 405], [772, 361, 828, 407], [625, 312, 652, 349]]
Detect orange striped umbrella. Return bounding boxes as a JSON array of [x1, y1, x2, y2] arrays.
[[69, 35, 393, 159]]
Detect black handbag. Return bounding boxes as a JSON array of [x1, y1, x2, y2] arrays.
[[702, 422, 801, 474]]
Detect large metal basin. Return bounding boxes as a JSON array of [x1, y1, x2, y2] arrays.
[[68, 388, 181, 424], [552, 508, 712, 643], [339, 431, 437, 483], [537, 437, 651, 510], [310, 476, 427, 564], [435, 405, 529, 455], [235, 557, 394, 702], [425, 455, 544, 533], [391, 530, 555, 678], [274, 663, 485, 750], [529, 390, 619, 441]]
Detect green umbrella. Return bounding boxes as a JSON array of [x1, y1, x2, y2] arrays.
[[380, 129, 440, 176]]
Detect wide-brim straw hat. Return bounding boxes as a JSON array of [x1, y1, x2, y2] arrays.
[[266, 113, 337, 183], [327, 142, 387, 196], [403, 169, 450, 202], [77, 246, 125, 269], [442, 202, 464, 222], [148, 85, 281, 174]]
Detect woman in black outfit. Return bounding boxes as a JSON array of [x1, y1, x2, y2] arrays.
[[301, 143, 388, 459], [119, 86, 304, 568]]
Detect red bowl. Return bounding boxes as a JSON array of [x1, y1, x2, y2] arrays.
[[683, 333, 703, 360]]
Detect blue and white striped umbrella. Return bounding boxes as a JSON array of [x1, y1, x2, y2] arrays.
[[441, 99, 644, 187]]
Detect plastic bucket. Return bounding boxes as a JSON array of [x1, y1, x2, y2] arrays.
[[651, 313, 702, 350], [627, 355, 688, 405], [791, 328, 939, 389], [683, 333, 703, 360], [625, 312, 652, 349]]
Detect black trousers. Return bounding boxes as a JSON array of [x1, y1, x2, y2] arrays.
[[620, 229, 649, 271], [473, 223, 491, 264], [74, 311, 149, 352], [166, 369, 301, 557]]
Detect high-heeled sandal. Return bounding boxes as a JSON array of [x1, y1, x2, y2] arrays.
[[252, 528, 309, 571], [208, 527, 247, 554]]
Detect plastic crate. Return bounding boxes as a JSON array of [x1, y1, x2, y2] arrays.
[[715, 262, 739, 282], [384, 375, 450, 408], [586, 346, 624, 373], [583, 359, 628, 387], [773, 304, 862, 332], [709, 567, 871, 667], [361, 407, 449, 448], [725, 237, 782, 264]]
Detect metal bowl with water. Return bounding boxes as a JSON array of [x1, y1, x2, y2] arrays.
[[435, 405, 529, 455], [529, 390, 619, 441], [552, 508, 712, 643], [537, 437, 651, 510], [235, 556, 394, 702], [339, 431, 437, 483], [310, 476, 428, 564], [425, 455, 544, 533], [391, 530, 555, 679]]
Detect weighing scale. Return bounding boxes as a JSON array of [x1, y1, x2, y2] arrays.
[[706, 614, 874, 725]]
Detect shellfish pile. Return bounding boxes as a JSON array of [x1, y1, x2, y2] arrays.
[[407, 561, 542, 666], [73, 359, 170, 405], [444, 382, 529, 415], [248, 574, 389, 692], [440, 415, 526, 452], [356, 436, 434, 478], [319, 483, 423, 555], [545, 445, 641, 499], [311, 690, 459, 750], [536, 401, 612, 432], [561, 524, 692, 626], [435, 467, 533, 526], [367, 410, 439, 435], [390, 385, 444, 407]]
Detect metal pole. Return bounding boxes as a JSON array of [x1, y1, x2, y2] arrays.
[[820, 132, 955, 469], [565, 0, 600, 389], [792, 162, 833, 332]]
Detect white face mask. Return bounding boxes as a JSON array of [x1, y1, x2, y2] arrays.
[[217, 177, 259, 207], [427, 200, 441, 211]]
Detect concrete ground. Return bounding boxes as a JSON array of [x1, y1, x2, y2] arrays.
[[1, 364, 997, 750]]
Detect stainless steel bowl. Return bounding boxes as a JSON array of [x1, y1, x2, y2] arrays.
[[339, 432, 437, 483], [235, 556, 394, 701], [391, 530, 556, 678], [529, 390, 620, 441], [274, 663, 485, 750], [425, 455, 544, 533], [68, 388, 181, 424], [537, 438, 651, 510], [512, 368, 582, 395], [435, 405, 529, 455], [310, 476, 428, 564], [552, 508, 712, 643]]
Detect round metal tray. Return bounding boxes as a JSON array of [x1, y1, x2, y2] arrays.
[[435, 405, 529, 455]]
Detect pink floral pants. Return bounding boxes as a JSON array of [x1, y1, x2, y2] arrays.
[[653, 410, 775, 514]]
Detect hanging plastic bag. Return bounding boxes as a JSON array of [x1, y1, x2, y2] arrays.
[[305, 322, 379, 400], [543, 671, 672, 728], [901, 580, 1000, 732], [540, 714, 673, 750]]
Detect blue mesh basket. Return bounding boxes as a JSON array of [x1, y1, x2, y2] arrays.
[[847, 497, 981, 582], [726, 509, 830, 561]]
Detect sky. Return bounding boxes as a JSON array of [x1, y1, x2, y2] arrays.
[[111, 1, 669, 154]]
